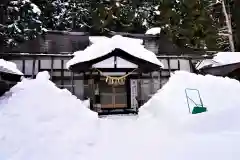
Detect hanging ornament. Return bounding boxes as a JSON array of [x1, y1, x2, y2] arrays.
[[95, 68, 137, 86], [105, 76, 126, 86]]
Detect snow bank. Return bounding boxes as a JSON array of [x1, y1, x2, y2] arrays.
[[67, 35, 163, 69], [0, 59, 23, 75], [138, 71, 240, 160], [0, 71, 98, 160], [139, 71, 240, 132]]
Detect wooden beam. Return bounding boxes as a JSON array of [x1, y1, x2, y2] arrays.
[[1, 52, 215, 59], [38, 68, 178, 73]]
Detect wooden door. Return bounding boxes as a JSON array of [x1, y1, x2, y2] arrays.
[[100, 80, 127, 109]]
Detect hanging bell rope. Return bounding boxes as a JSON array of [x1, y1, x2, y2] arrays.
[[95, 68, 137, 86]]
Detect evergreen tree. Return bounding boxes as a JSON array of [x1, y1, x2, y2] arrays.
[[2, 0, 239, 52], [0, 0, 45, 48]]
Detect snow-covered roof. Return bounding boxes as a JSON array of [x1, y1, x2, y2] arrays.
[[0, 59, 23, 75], [89, 36, 143, 45], [145, 27, 161, 35], [89, 36, 110, 44], [66, 35, 163, 69], [213, 52, 240, 66], [196, 52, 240, 70], [196, 59, 219, 70], [120, 37, 143, 45]]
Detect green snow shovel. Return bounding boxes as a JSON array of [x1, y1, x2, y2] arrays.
[[185, 88, 207, 114]]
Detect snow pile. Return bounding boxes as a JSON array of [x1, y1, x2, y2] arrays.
[[67, 35, 163, 69], [0, 59, 23, 75], [140, 71, 240, 131], [0, 71, 98, 160], [138, 71, 240, 160]]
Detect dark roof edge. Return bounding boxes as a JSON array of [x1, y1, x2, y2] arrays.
[[200, 62, 240, 71], [45, 30, 160, 38], [0, 52, 214, 59], [45, 30, 89, 36]]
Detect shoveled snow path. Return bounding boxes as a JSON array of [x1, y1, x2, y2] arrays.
[[87, 115, 164, 160]]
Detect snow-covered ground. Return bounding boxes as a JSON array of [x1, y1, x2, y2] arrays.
[[139, 71, 240, 160], [0, 70, 240, 160]]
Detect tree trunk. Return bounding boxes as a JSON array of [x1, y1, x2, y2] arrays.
[[232, 0, 240, 51], [221, 0, 235, 51], [0, 1, 6, 51]]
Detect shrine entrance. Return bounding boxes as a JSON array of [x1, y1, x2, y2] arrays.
[[99, 78, 127, 109], [67, 36, 164, 114]]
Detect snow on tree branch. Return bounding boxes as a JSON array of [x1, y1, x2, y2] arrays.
[[1, 0, 44, 47]]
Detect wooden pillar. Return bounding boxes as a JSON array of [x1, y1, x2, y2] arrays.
[[94, 71, 101, 113], [89, 70, 94, 111], [137, 70, 142, 111], [83, 72, 85, 98], [188, 58, 196, 73], [167, 58, 171, 75], [150, 72, 154, 95], [32, 59, 36, 78], [70, 72, 75, 94], [177, 59, 180, 70], [126, 72, 131, 109], [22, 60, 25, 75], [38, 59, 41, 73], [159, 70, 162, 89], [60, 60, 64, 88], [50, 57, 54, 80]]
